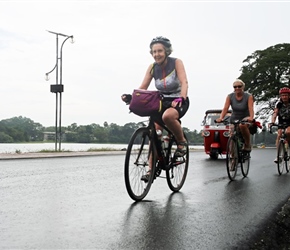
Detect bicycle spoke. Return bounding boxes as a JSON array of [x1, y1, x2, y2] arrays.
[[226, 137, 238, 180], [241, 151, 251, 177], [124, 128, 155, 201]]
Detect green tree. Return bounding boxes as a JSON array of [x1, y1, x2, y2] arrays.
[[65, 131, 78, 142], [108, 123, 122, 143], [0, 116, 205, 145], [76, 125, 94, 143], [93, 125, 108, 143], [121, 122, 140, 143], [67, 123, 78, 132], [238, 43, 290, 118], [0, 116, 44, 142], [0, 132, 13, 143]]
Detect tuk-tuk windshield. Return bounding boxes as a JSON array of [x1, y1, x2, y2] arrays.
[[203, 110, 232, 126], [205, 114, 220, 125]]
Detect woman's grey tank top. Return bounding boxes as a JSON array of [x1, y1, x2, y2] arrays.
[[152, 57, 181, 98], [229, 92, 250, 122]]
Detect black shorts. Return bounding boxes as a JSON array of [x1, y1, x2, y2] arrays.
[[161, 97, 190, 118], [278, 118, 290, 128]]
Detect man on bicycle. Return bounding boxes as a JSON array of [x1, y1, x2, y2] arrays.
[[269, 87, 290, 163]]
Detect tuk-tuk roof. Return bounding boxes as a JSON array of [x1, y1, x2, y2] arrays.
[[205, 109, 232, 114]]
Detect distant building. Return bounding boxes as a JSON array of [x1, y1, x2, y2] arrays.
[[43, 132, 56, 141]]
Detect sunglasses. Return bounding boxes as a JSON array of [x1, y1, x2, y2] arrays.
[[233, 85, 243, 89]]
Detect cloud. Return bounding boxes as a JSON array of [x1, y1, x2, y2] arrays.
[[0, 1, 290, 131]]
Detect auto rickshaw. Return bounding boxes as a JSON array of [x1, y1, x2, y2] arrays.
[[201, 109, 232, 159]]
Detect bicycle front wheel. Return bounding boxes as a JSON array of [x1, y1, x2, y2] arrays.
[[241, 151, 250, 177], [226, 136, 238, 181], [286, 143, 290, 173], [166, 135, 189, 192], [124, 127, 156, 201], [277, 140, 285, 175]]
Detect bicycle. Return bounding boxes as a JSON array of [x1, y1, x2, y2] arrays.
[[124, 116, 189, 201], [270, 123, 290, 175], [218, 119, 252, 181]]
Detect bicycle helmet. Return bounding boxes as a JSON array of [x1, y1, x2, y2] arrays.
[[279, 87, 290, 95], [149, 36, 172, 49]]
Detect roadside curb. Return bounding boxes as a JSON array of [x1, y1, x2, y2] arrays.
[[0, 148, 202, 160], [0, 151, 127, 160]]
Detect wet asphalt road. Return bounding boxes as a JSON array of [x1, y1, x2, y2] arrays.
[[0, 148, 289, 249]]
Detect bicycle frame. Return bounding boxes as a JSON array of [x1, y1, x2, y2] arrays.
[[145, 117, 183, 171], [232, 123, 244, 154], [132, 119, 167, 167]]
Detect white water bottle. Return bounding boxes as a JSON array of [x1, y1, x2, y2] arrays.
[[163, 135, 169, 149], [156, 129, 162, 137], [156, 130, 164, 149]]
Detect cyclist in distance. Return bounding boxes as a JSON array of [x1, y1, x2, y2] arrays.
[[215, 79, 254, 152], [121, 36, 190, 182], [269, 87, 290, 163]]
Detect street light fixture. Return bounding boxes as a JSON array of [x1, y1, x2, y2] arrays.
[[45, 30, 74, 151]]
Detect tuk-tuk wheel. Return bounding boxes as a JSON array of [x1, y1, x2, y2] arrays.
[[210, 152, 219, 160]]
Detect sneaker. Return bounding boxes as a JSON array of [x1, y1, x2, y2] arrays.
[[141, 171, 151, 183], [274, 158, 278, 164], [174, 142, 187, 157], [243, 145, 252, 152]]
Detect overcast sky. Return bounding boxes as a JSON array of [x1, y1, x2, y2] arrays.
[[1, 1, 289, 131]]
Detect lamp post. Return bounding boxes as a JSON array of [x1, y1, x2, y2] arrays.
[[45, 30, 74, 151]]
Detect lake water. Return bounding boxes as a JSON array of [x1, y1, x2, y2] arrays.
[[0, 143, 203, 154], [0, 143, 128, 153]]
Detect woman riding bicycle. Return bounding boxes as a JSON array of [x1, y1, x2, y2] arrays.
[[122, 36, 190, 181], [269, 87, 290, 163], [216, 79, 254, 152]]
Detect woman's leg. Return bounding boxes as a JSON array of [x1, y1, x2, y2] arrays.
[[141, 123, 163, 182], [273, 129, 282, 163], [285, 127, 290, 144], [239, 123, 251, 150], [162, 108, 186, 145]]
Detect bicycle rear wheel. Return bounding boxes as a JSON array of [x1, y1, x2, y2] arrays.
[[277, 140, 285, 175], [241, 151, 250, 177], [226, 136, 238, 180], [124, 127, 156, 201], [166, 134, 189, 192]]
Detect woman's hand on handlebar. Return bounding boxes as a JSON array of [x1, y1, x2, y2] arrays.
[[121, 94, 132, 105], [215, 118, 223, 123], [171, 97, 186, 108], [242, 117, 254, 123]]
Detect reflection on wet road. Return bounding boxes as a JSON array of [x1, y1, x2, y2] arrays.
[[0, 149, 289, 249]]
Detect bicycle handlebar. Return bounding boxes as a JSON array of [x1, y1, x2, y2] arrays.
[[269, 123, 289, 134], [214, 118, 254, 126]]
